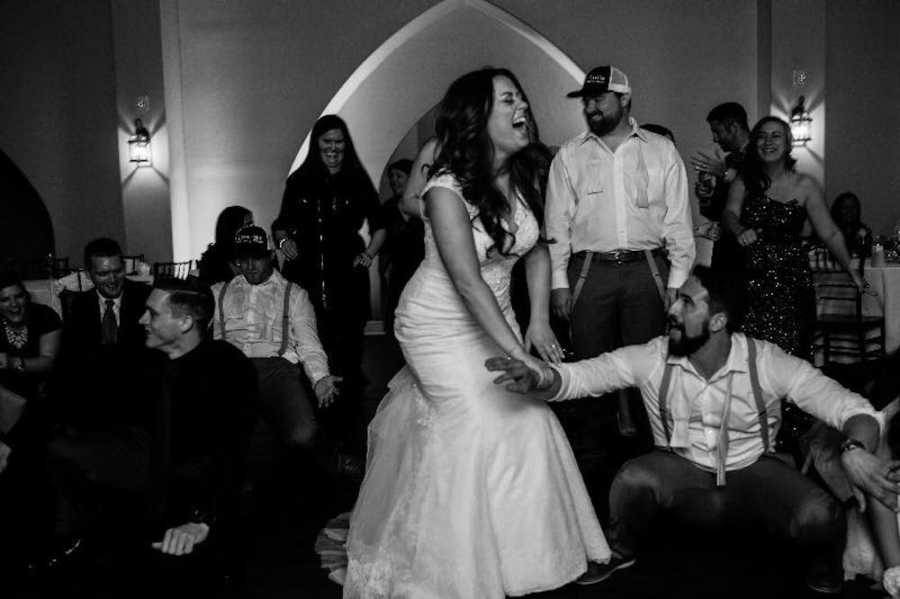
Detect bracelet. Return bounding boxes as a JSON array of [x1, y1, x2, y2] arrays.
[[277, 238, 287, 250], [840, 438, 866, 454]]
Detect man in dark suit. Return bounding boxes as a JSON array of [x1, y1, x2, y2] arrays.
[[64, 237, 151, 352], [40, 238, 158, 567], [52, 237, 153, 429]]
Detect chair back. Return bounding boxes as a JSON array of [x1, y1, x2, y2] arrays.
[[808, 245, 884, 364], [123, 254, 145, 274], [808, 246, 862, 318], [153, 260, 193, 280]]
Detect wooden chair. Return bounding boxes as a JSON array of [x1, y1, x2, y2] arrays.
[[809, 246, 885, 364], [153, 260, 193, 280], [122, 254, 145, 274]]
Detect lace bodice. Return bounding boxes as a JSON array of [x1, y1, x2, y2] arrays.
[[418, 173, 539, 307]]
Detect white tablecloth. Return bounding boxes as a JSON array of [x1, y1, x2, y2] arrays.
[[864, 264, 900, 354]]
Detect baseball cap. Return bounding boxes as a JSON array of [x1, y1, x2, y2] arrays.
[[233, 225, 269, 258], [567, 65, 631, 98]]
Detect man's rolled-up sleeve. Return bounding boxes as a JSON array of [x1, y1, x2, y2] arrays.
[[545, 150, 576, 290], [551, 343, 656, 402], [764, 343, 880, 432], [290, 287, 330, 385]]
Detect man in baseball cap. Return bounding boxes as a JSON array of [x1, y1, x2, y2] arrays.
[[212, 224, 341, 473], [544, 64, 694, 517], [566, 65, 632, 98]]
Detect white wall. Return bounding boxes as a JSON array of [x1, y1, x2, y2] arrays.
[[160, 0, 760, 260]]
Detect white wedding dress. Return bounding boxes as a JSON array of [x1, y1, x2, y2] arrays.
[[343, 174, 609, 598]]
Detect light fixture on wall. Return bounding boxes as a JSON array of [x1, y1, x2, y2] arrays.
[[789, 96, 812, 147], [128, 118, 152, 166]]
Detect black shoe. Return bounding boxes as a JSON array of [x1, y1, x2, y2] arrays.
[[575, 553, 636, 585], [805, 560, 842, 595]]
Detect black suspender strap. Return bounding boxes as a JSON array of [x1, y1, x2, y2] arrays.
[[657, 361, 675, 446], [745, 338, 771, 453], [217, 279, 231, 341], [278, 281, 293, 357], [570, 251, 594, 307]]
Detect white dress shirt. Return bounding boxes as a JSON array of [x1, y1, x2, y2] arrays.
[[545, 118, 695, 290], [552, 333, 879, 472], [211, 270, 330, 386]]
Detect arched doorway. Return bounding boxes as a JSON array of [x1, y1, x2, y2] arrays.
[[288, 0, 586, 182], [286, 0, 587, 329]]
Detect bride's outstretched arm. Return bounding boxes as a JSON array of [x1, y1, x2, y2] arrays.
[[427, 186, 533, 365], [523, 245, 563, 363]]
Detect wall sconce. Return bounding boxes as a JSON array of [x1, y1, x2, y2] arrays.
[[789, 96, 812, 147], [128, 118, 152, 166]]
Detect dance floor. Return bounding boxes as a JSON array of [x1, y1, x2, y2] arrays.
[[9, 335, 884, 598]]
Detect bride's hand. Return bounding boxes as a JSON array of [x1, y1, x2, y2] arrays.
[[524, 321, 565, 364]]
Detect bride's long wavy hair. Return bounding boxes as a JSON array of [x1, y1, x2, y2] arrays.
[[430, 67, 545, 255]]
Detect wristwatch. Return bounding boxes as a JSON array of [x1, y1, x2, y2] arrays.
[[840, 438, 866, 454]]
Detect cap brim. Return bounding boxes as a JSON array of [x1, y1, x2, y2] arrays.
[[234, 247, 269, 259], [566, 85, 630, 98]]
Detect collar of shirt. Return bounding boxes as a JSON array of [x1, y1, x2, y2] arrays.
[[232, 270, 281, 291], [579, 116, 647, 148], [664, 333, 750, 382], [96, 291, 122, 319]]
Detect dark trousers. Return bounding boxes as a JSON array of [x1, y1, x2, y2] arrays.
[[315, 305, 367, 457], [47, 428, 150, 539], [608, 450, 845, 584], [251, 357, 316, 448], [554, 253, 668, 513], [568, 253, 669, 357]]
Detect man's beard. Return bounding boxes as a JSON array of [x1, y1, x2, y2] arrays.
[[586, 109, 622, 137], [667, 322, 711, 356]]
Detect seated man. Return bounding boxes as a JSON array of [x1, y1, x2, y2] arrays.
[[40, 278, 256, 585], [211, 226, 340, 452], [488, 266, 899, 595], [51, 237, 153, 432], [42, 239, 159, 567], [140, 277, 256, 589]]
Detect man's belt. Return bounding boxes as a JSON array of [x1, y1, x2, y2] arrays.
[[575, 247, 664, 264]]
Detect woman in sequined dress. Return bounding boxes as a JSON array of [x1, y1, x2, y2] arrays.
[[723, 116, 863, 359]]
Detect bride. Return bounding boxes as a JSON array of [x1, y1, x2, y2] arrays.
[[343, 67, 609, 598]]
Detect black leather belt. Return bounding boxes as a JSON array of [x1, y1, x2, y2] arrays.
[[575, 248, 664, 264]]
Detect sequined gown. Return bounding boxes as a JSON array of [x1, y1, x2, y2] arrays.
[[343, 174, 610, 598], [739, 193, 815, 358]]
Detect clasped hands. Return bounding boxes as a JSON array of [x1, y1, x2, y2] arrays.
[[486, 353, 557, 395]]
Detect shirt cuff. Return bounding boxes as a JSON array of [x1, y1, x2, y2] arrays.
[[548, 364, 568, 402], [304, 361, 330, 387], [551, 270, 570, 290], [667, 264, 691, 289]]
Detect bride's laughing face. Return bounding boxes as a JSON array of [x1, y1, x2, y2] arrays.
[[486, 75, 531, 163]]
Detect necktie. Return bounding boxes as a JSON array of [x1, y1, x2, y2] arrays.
[[102, 299, 118, 345]]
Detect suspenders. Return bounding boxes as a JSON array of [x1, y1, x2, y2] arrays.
[[657, 337, 771, 453], [218, 278, 294, 356]]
